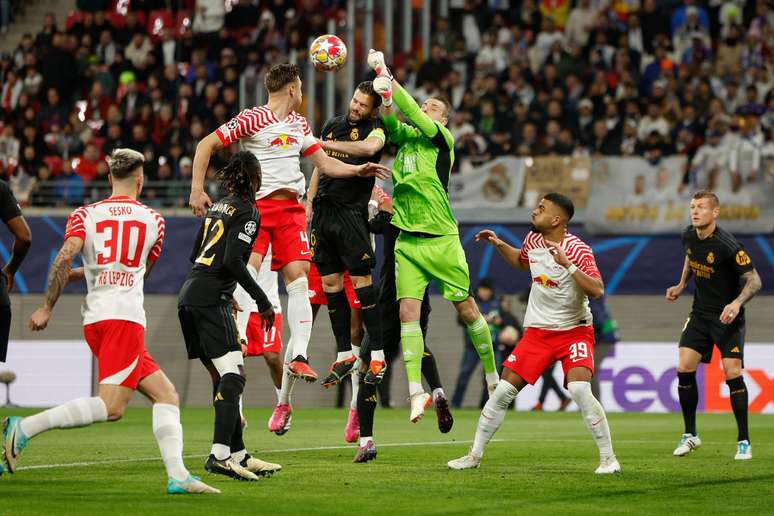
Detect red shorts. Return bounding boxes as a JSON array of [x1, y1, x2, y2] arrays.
[[244, 313, 283, 356], [83, 320, 160, 389], [307, 263, 360, 309], [503, 326, 595, 386], [252, 199, 310, 270]]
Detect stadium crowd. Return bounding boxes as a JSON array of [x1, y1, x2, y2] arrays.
[[0, 0, 772, 207]]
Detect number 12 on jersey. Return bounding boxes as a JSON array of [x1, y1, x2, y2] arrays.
[[196, 217, 225, 266]]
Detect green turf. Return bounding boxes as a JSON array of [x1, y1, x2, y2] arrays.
[[1, 407, 772, 515]]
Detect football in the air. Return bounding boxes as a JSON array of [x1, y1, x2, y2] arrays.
[[309, 34, 347, 72]]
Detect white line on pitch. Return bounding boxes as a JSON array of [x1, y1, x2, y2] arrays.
[[14, 437, 766, 472], [15, 439, 504, 471]]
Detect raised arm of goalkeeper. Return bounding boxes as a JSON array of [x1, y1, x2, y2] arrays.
[[368, 49, 452, 146]]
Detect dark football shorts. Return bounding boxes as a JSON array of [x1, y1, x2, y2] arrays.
[[310, 203, 375, 277], [179, 304, 241, 360], [679, 312, 745, 363]]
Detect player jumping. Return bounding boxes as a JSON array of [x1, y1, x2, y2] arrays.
[[448, 193, 620, 474], [189, 64, 388, 435], [368, 50, 499, 423], [2, 149, 218, 493]]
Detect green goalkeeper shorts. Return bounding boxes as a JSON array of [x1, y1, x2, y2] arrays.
[[394, 232, 471, 302]]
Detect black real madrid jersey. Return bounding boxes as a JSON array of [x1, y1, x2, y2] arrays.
[[179, 196, 267, 309], [681, 225, 755, 318], [315, 115, 385, 209]]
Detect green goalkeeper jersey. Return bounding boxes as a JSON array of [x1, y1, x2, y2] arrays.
[[383, 85, 458, 236]]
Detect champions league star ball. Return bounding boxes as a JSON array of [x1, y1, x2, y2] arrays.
[[309, 34, 347, 72]]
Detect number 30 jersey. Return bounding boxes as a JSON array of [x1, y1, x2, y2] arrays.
[[178, 196, 267, 309], [64, 196, 165, 328]]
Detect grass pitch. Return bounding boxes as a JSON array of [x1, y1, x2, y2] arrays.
[[1, 407, 772, 515]]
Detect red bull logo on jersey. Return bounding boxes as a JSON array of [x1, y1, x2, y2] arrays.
[[269, 134, 299, 149], [533, 274, 559, 288]]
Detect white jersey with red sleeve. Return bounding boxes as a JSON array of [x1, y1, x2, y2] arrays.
[[64, 196, 164, 328], [215, 105, 321, 200], [518, 231, 600, 330]]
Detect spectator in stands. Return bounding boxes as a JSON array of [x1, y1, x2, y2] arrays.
[[40, 33, 77, 100], [12, 34, 33, 69], [555, 42, 585, 81], [565, 0, 596, 48], [0, 0, 769, 210], [730, 114, 764, 183], [718, 2, 744, 40], [74, 144, 103, 182], [534, 17, 564, 68], [763, 92, 774, 132], [517, 122, 546, 156], [34, 12, 57, 50], [125, 33, 154, 69], [0, 70, 22, 113], [22, 61, 43, 99], [30, 164, 52, 205], [56, 159, 84, 207], [95, 29, 117, 66], [720, 79, 745, 114], [738, 85, 767, 117], [588, 119, 619, 156], [475, 32, 507, 77], [417, 44, 453, 87], [741, 30, 769, 70], [716, 25, 744, 76], [192, 0, 225, 45], [0, 125, 19, 169], [0, 0, 10, 34], [638, 100, 670, 141], [225, 0, 259, 31]]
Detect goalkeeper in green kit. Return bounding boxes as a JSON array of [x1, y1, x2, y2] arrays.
[[367, 49, 499, 423]]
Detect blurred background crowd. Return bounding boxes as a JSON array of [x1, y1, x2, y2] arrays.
[[0, 0, 772, 207]]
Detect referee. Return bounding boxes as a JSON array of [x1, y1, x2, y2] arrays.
[[0, 179, 31, 363], [666, 191, 762, 460]]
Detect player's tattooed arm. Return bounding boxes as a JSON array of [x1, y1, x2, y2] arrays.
[[735, 269, 762, 306], [67, 267, 85, 283], [720, 269, 761, 325], [29, 236, 83, 331], [666, 256, 692, 301], [44, 237, 82, 308]]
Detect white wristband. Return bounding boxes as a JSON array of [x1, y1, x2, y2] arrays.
[[566, 264, 578, 275]]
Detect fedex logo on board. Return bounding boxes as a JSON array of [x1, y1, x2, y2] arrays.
[[595, 345, 774, 414]]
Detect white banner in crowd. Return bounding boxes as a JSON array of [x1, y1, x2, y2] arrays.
[[519, 342, 774, 414], [1, 341, 92, 407], [448, 157, 525, 209], [585, 157, 774, 234]]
